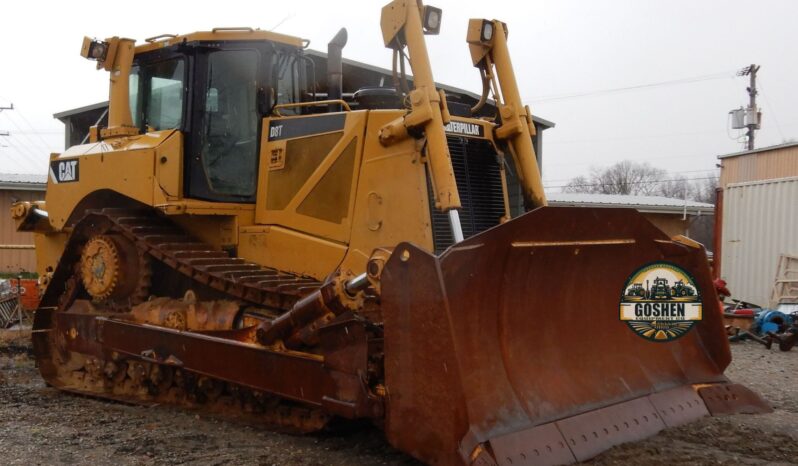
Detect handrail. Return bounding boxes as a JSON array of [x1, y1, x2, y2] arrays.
[[145, 34, 177, 43], [272, 100, 351, 116], [212, 27, 255, 33]]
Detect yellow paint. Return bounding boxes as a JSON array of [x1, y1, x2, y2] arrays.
[[154, 131, 183, 202], [33, 10, 542, 294], [135, 30, 304, 54], [257, 112, 367, 244], [239, 225, 347, 280]]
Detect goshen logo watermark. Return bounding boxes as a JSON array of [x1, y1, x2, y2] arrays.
[[49, 159, 80, 184], [619, 261, 702, 342]]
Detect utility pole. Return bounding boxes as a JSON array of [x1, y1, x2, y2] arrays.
[[737, 64, 760, 150]]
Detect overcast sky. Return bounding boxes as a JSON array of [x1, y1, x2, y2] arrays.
[[1, 0, 796, 191]]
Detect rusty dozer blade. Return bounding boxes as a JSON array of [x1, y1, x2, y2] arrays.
[[380, 206, 769, 466]]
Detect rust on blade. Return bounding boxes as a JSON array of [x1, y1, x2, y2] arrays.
[[381, 206, 739, 466], [698, 383, 772, 415], [511, 238, 636, 248], [476, 384, 716, 466], [485, 422, 575, 466], [556, 396, 666, 462], [648, 385, 709, 427]]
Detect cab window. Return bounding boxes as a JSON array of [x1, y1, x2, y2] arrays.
[[129, 58, 186, 131], [200, 49, 260, 197], [145, 60, 185, 130], [129, 66, 141, 127], [274, 52, 302, 115]]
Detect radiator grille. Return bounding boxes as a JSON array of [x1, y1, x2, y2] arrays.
[[428, 136, 506, 254]]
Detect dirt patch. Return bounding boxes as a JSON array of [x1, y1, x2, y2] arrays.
[[1, 336, 796, 465]]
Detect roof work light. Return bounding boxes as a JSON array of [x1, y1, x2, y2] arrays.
[[422, 6, 442, 34], [81, 37, 109, 62]]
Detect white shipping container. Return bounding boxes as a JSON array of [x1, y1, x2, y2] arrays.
[[721, 177, 798, 307]]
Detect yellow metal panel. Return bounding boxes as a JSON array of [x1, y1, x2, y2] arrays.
[[47, 151, 155, 229], [340, 110, 434, 276], [46, 130, 176, 229], [33, 232, 68, 278], [171, 215, 239, 249], [154, 131, 183, 202], [297, 139, 358, 224], [256, 111, 368, 244], [266, 133, 342, 211], [239, 225, 347, 280]]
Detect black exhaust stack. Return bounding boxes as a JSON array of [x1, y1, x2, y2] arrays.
[[327, 28, 348, 112]]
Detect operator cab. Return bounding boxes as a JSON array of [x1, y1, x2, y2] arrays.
[[129, 31, 310, 203]]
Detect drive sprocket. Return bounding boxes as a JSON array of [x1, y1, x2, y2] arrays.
[[79, 234, 150, 306]]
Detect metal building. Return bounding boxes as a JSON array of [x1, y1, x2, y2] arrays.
[[717, 142, 798, 306], [547, 193, 713, 238], [0, 173, 46, 274]]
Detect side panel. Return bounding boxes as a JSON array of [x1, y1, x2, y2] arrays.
[[238, 225, 347, 280], [340, 110, 434, 275], [255, 112, 367, 244], [154, 131, 184, 203], [46, 130, 176, 229]]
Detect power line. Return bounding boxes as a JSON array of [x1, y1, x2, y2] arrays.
[[0, 113, 56, 156], [2, 132, 42, 161], [13, 108, 59, 150], [524, 70, 736, 104], [544, 175, 717, 190], [542, 168, 719, 185], [757, 78, 786, 142], [545, 128, 730, 146], [1, 139, 43, 173]]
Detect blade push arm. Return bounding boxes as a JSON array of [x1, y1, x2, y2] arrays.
[[467, 19, 547, 208], [379, 0, 464, 241]]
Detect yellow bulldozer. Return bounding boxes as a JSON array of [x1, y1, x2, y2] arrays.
[[12, 1, 768, 464]]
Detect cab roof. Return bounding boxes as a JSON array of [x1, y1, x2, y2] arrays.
[[134, 28, 306, 54]]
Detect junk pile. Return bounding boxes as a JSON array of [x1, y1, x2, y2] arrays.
[[718, 278, 798, 352], [0, 280, 22, 329]]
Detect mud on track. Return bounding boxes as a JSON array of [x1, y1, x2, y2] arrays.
[[1, 329, 796, 465]]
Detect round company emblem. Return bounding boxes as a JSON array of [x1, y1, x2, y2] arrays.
[[619, 262, 702, 342]]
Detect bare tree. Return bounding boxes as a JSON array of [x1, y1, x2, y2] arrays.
[[562, 163, 721, 249], [657, 175, 695, 200], [562, 161, 666, 195]]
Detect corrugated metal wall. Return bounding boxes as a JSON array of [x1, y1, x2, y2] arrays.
[[0, 189, 43, 273], [720, 145, 798, 187], [721, 177, 798, 306]]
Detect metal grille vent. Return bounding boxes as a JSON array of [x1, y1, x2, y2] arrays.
[[428, 136, 505, 254]]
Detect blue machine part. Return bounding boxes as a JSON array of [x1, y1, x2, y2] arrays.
[[752, 310, 793, 335]]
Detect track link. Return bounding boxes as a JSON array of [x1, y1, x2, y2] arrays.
[[100, 208, 321, 310], [33, 207, 331, 432]]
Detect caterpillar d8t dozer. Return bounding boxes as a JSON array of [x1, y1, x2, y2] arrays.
[[13, 1, 768, 464]]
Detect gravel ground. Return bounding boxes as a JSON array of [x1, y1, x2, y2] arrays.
[[1, 329, 796, 466]]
